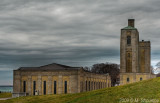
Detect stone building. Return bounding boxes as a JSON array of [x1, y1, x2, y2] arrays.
[[13, 63, 111, 96], [120, 19, 156, 85]]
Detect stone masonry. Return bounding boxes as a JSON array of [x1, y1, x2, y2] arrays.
[[13, 63, 111, 96], [120, 19, 156, 85]]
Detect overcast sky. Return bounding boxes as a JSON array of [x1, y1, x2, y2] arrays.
[[0, 0, 160, 85]]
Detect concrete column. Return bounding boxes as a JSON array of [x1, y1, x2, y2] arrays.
[[95, 81, 97, 89], [120, 74, 123, 85], [134, 73, 136, 82], [83, 76, 86, 92], [91, 81, 93, 91], [77, 73, 81, 93], [48, 76, 52, 94], [13, 74, 21, 93], [85, 80, 87, 91], [94, 80, 96, 90], [70, 75, 78, 93], [69, 76, 72, 93], [28, 76, 32, 95], [37, 76, 42, 95], [58, 75, 62, 94], [96, 82, 97, 90], [102, 82, 104, 88]]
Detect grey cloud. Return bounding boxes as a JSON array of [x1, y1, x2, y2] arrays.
[[0, 0, 160, 85]]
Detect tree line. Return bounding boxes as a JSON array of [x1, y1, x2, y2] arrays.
[[84, 62, 160, 86], [84, 62, 120, 86]]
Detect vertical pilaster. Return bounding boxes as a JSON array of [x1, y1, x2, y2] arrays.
[[28, 76, 32, 95], [48, 76, 52, 94], [13, 71, 21, 93], [37, 75, 42, 95], [58, 75, 62, 94], [77, 71, 81, 93]]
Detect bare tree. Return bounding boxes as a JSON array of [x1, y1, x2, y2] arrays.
[[150, 66, 155, 74], [88, 62, 120, 86], [156, 73, 160, 77], [153, 62, 160, 74], [83, 66, 91, 71], [150, 62, 160, 77]]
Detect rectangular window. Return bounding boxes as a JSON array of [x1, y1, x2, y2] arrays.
[[64, 81, 67, 94], [80, 81, 83, 92], [54, 81, 56, 94], [43, 81, 46, 95], [33, 81, 36, 95], [127, 36, 131, 45], [103, 82, 104, 88], [81, 82, 83, 91], [86, 81, 87, 91], [127, 78, 130, 82], [23, 81, 26, 92], [126, 52, 132, 73], [89, 81, 90, 91], [91, 81, 93, 90], [96, 82, 98, 89], [101, 82, 102, 88], [140, 77, 142, 81]]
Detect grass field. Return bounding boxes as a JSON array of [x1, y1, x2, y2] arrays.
[[1, 77, 160, 103], [0, 93, 12, 98]]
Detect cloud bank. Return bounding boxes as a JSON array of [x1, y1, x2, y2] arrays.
[[0, 0, 160, 85]]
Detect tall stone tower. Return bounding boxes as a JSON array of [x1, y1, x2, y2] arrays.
[[120, 19, 155, 85]]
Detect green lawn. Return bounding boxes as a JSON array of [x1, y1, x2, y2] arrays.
[[0, 93, 12, 98], [1, 77, 160, 103]]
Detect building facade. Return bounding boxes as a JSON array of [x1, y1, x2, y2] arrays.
[[13, 63, 111, 96], [120, 19, 156, 85]]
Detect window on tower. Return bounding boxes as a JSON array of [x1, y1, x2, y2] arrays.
[[128, 53, 130, 57], [140, 77, 142, 81], [127, 78, 130, 82], [127, 36, 131, 45], [126, 52, 132, 73]]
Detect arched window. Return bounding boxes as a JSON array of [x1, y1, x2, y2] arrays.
[[89, 81, 90, 91], [23, 81, 26, 92], [86, 81, 87, 91], [43, 81, 46, 95], [126, 52, 132, 72], [33, 81, 36, 95], [140, 77, 143, 81], [127, 36, 131, 45], [64, 81, 67, 94], [54, 81, 57, 94], [127, 78, 130, 82], [128, 53, 130, 57]]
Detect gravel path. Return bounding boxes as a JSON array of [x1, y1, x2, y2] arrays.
[[0, 97, 12, 100]]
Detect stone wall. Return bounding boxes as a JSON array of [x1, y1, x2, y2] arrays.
[[13, 68, 111, 96], [13, 69, 79, 95], [139, 41, 151, 73], [120, 19, 155, 85], [120, 73, 155, 85], [120, 29, 139, 73], [79, 69, 111, 92]]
